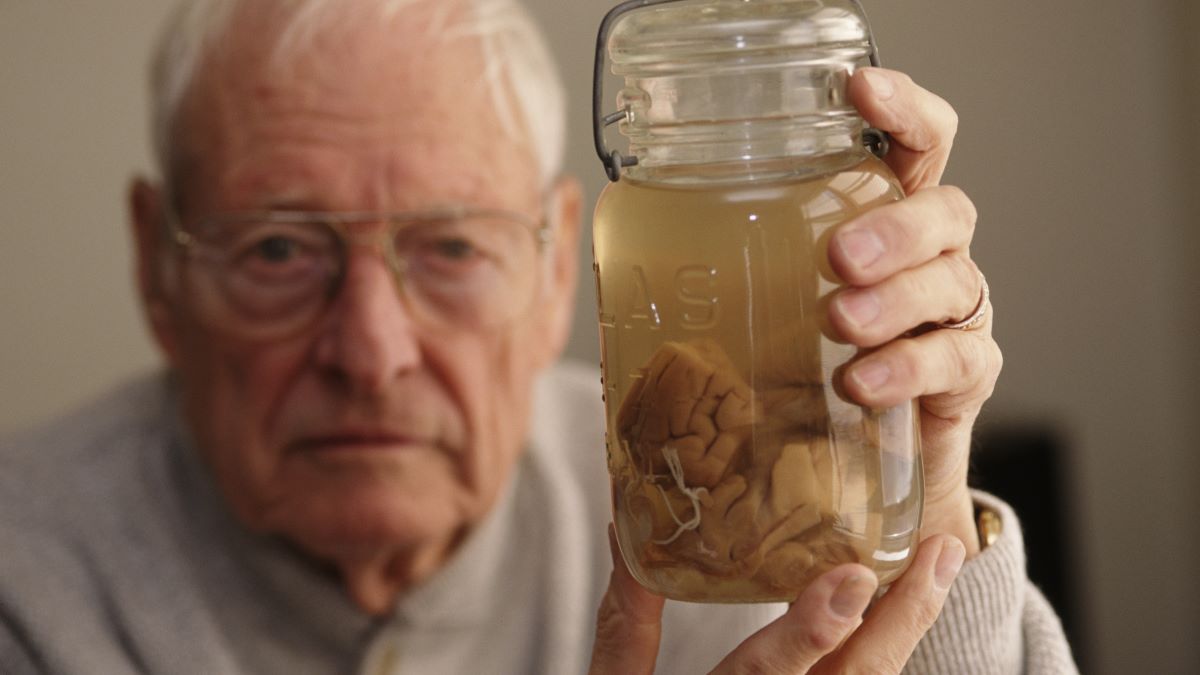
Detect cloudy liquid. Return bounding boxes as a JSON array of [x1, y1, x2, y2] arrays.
[[593, 158, 923, 602]]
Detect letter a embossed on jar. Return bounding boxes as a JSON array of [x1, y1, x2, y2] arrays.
[[591, 0, 923, 603]]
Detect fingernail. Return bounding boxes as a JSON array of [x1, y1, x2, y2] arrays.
[[863, 69, 895, 101], [829, 574, 876, 619], [836, 228, 885, 271], [850, 360, 891, 393], [934, 540, 966, 591], [837, 291, 881, 329]]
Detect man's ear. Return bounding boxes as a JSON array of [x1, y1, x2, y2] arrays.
[[129, 177, 182, 366], [534, 174, 583, 369]]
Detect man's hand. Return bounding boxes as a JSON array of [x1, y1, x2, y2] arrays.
[[589, 69, 999, 673], [590, 527, 965, 674], [833, 67, 1001, 556]]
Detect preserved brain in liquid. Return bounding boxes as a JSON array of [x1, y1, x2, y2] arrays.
[[594, 158, 923, 602]]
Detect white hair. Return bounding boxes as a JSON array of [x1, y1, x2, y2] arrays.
[[149, 0, 566, 191]]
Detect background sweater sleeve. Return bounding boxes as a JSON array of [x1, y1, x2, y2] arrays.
[[903, 491, 1079, 675]]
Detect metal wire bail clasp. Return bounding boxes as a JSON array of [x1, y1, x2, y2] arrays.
[[592, 0, 891, 183], [593, 0, 670, 182]]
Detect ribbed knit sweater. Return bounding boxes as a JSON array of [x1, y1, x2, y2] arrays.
[[0, 363, 1076, 674]]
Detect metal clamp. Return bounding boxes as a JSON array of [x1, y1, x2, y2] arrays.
[[593, 0, 891, 182], [593, 0, 675, 182]]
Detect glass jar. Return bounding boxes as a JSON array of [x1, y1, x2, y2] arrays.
[[591, 0, 922, 603]]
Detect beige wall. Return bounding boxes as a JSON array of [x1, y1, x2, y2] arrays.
[[2, 1, 1197, 671], [1, 2, 170, 425]]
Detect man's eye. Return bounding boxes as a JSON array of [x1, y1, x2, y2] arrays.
[[255, 236, 299, 262], [227, 229, 334, 286], [431, 238, 478, 260], [398, 220, 514, 284]]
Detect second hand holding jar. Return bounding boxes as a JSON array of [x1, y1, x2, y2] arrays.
[[592, 0, 923, 603]]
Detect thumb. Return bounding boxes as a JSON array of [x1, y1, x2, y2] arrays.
[[588, 525, 667, 675], [847, 67, 958, 193]]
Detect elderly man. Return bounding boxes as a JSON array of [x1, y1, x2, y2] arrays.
[[0, 0, 1076, 673]]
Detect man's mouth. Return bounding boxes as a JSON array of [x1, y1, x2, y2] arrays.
[[290, 431, 429, 455]]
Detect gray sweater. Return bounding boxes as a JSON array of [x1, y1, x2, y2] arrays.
[[0, 364, 1076, 674]]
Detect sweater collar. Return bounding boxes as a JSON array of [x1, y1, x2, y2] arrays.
[[161, 372, 529, 633]]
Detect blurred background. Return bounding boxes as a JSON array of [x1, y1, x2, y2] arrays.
[[2, 1, 1197, 671]]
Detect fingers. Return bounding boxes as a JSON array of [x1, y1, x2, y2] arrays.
[[827, 184, 980, 348], [588, 525, 666, 675], [839, 315, 1002, 416], [828, 185, 977, 288], [830, 253, 983, 348], [848, 68, 959, 193], [710, 564, 878, 674], [821, 536, 965, 674]]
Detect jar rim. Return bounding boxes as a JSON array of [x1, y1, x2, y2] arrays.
[[609, 0, 870, 70]]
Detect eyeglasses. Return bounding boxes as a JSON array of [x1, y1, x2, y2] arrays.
[[166, 206, 553, 341]]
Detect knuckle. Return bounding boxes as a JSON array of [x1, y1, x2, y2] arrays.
[[923, 87, 960, 142], [946, 333, 981, 385], [990, 337, 1004, 378], [978, 336, 1004, 397], [902, 274, 940, 328], [937, 185, 978, 241], [942, 102, 960, 139], [797, 621, 844, 655], [945, 256, 980, 318], [919, 92, 958, 149], [951, 254, 979, 290]]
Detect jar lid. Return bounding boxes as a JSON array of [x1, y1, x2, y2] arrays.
[[609, 0, 872, 74]]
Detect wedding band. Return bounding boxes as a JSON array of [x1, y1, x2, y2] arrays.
[[940, 272, 989, 331]]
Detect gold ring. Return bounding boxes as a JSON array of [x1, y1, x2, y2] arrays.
[[940, 272, 989, 331]]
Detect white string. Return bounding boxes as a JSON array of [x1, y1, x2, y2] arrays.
[[652, 446, 708, 545]]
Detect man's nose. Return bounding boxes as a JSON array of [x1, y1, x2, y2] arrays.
[[314, 250, 421, 394]]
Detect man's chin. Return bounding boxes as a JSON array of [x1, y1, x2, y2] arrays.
[[268, 485, 471, 563]]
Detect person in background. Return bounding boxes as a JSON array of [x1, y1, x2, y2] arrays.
[[0, 1, 1076, 673]]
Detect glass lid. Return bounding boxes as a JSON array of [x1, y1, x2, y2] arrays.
[[608, 0, 872, 73]]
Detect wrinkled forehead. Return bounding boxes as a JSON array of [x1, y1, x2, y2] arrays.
[[205, 0, 473, 96], [172, 0, 539, 211]]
